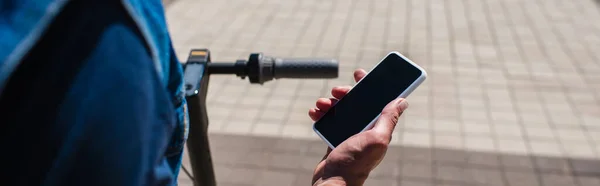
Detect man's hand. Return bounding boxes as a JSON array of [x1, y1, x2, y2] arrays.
[[308, 69, 409, 186]]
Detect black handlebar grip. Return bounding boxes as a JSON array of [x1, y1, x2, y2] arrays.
[[272, 58, 339, 79]]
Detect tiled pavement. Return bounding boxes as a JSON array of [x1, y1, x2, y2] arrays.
[[165, 0, 600, 185], [178, 134, 600, 186]]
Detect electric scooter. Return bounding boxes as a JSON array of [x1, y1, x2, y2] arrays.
[[183, 49, 339, 186]]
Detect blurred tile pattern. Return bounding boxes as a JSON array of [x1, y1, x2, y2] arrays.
[[165, 0, 600, 185], [178, 133, 600, 186]]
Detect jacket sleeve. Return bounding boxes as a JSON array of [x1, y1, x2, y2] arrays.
[[42, 16, 176, 186]]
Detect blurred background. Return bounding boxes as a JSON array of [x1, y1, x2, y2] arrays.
[[165, 0, 600, 185]]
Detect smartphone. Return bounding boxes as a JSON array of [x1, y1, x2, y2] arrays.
[[313, 51, 427, 149]]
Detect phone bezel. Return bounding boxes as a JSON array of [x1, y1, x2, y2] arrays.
[[312, 51, 428, 149]]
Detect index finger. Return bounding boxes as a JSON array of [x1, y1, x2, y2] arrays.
[[354, 69, 367, 82]]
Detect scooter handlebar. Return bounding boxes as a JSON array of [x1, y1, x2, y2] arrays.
[[207, 53, 339, 84], [272, 57, 338, 79]]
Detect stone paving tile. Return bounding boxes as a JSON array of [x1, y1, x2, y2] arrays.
[[166, 0, 600, 185], [178, 133, 600, 185]]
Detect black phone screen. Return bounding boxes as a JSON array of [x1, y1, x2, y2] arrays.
[[314, 53, 423, 147]]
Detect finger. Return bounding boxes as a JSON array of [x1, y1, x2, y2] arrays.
[[372, 98, 409, 140], [316, 98, 338, 112], [321, 147, 332, 161], [353, 68, 367, 82], [331, 86, 352, 99], [308, 108, 326, 121]]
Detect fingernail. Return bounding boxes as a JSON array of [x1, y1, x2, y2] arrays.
[[397, 99, 408, 111]]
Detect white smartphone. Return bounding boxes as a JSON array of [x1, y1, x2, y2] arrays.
[[313, 51, 427, 149]]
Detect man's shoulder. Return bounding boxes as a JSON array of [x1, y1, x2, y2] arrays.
[[0, 1, 180, 185], [0, 0, 176, 92]]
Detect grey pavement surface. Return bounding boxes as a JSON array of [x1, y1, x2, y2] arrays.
[[165, 0, 600, 185]]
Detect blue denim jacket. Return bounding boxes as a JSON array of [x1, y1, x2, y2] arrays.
[[0, 0, 188, 185]]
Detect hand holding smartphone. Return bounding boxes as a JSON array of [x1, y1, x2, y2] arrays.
[[313, 51, 427, 149]]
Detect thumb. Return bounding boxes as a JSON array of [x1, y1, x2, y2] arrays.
[[372, 98, 408, 140]]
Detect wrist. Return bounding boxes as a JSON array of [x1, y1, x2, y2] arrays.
[[314, 174, 368, 186], [313, 176, 347, 186]]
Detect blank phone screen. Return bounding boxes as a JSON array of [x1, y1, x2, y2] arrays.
[[314, 53, 423, 147]]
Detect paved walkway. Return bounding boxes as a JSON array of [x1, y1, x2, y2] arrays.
[[165, 0, 600, 185]]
